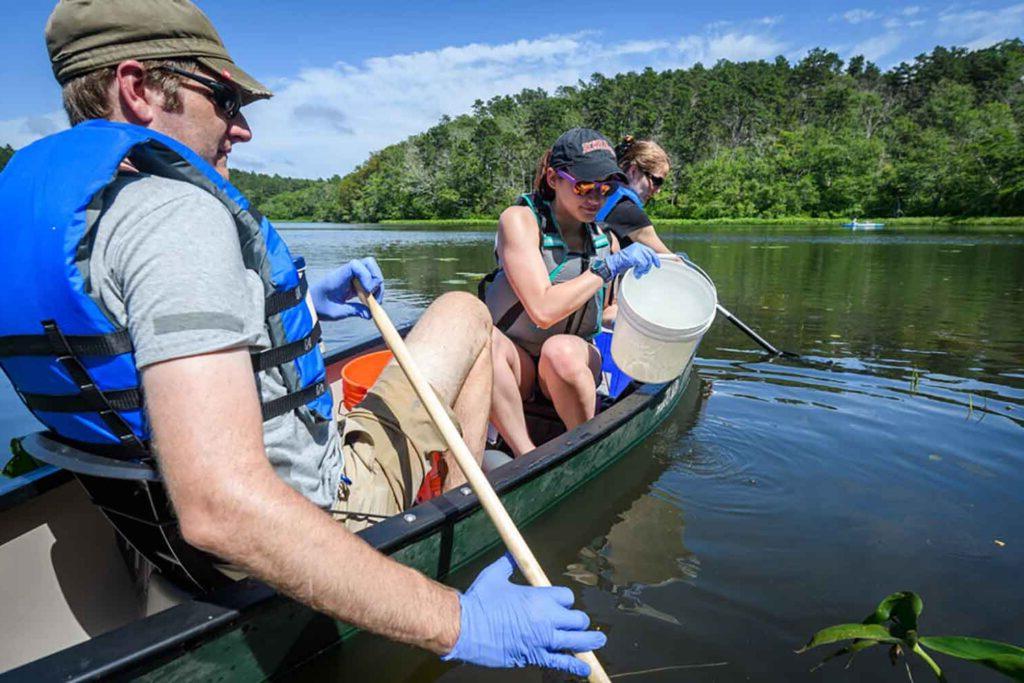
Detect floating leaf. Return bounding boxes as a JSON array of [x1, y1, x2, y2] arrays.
[[798, 623, 899, 653], [920, 636, 1024, 681], [865, 591, 923, 636]]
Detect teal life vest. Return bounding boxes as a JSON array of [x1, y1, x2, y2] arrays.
[[479, 192, 611, 356], [595, 185, 644, 222], [0, 120, 332, 456]]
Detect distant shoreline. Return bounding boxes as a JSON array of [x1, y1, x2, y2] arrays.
[[273, 216, 1024, 231]]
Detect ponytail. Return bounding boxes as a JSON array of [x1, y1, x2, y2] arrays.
[[615, 135, 670, 176], [532, 148, 555, 201], [614, 135, 637, 160]]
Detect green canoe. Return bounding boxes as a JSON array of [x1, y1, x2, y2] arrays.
[[2, 328, 697, 682]]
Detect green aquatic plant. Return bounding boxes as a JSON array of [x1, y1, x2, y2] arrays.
[[799, 591, 1024, 681], [2, 438, 42, 478]]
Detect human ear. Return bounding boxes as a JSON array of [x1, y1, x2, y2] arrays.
[[545, 166, 559, 187], [114, 60, 158, 124]]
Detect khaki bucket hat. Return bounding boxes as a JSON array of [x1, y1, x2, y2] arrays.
[[45, 0, 272, 104]]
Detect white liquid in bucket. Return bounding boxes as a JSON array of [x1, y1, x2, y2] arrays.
[[611, 256, 717, 382]]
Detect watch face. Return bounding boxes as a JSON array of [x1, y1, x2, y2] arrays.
[[590, 259, 611, 281]]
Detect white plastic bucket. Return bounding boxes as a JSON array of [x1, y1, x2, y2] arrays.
[[611, 256, 717, 383]]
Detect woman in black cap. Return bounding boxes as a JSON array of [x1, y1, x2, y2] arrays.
[[480, 128, 660, 456]]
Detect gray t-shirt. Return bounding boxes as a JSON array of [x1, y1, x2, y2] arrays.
[[89, 173, 343, 508]]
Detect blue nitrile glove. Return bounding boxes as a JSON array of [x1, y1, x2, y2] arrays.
[[442, 554, 607, 677], [309, 257, 385, 321], [606, 242, 661, 279]]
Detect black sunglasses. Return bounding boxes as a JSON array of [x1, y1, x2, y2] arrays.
[[643, 170, 665, 189], [156, 66, 242, 119]]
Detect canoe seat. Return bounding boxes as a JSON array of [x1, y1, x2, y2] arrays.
[[16, 432, 232, 594]]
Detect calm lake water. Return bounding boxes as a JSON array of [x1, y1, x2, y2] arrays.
[[2, 223, 1022, 681]]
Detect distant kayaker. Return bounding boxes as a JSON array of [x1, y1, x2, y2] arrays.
[[597, 135, 674, 253], [0, 1, 604, 677], [481, 128, 661, 456]]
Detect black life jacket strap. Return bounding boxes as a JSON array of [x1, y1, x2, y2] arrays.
[[20, 387, 143, 413], [250, 322, 322, 372], [264, 273, 309, 318], [477, 268, 499, 301], [0, 327, 133, 357], [40, 320, 148, 455], [261, 379, 328, 421], [495, 301, 526, 333]]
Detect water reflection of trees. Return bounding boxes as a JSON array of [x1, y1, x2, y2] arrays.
[[665, 232, 1024, 383], [532, 377, 711, 623]]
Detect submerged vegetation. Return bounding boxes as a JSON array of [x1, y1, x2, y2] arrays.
[[263, 41, 1022, 223], [799, 591, 1024, 681]]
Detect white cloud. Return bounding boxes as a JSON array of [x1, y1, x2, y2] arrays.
[[0, 111, 67, 150], [851, 33, 906, 62], [678, 32, 787, 64], [610, 40, 672, 56], [843, 8, 879, 24], [902, 6, 922, 16], [758, 16, 783, 26], [937, 3, 1024, 50]]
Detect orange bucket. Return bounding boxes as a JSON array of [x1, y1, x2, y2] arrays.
[[341, 350, 393, 409]]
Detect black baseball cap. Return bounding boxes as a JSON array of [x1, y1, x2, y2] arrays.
[[549, 128, 626, 182]]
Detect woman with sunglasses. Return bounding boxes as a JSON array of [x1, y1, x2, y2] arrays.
[[596, 136, 674, 254], [480, 128, 660, 456]]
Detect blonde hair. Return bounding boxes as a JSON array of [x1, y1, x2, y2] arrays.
[[614, 135, 671, 176], [61, 58, 197, 125]]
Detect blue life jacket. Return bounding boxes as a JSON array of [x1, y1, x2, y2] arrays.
[[595, 185, 644, 222], [0, 120, 332, 456]]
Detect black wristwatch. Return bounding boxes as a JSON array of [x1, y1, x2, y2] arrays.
[[589, 258, 613, 282]]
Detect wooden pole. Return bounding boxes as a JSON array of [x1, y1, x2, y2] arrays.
[[355, 284, 611, 683]]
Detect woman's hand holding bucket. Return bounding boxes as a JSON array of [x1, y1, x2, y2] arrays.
[[605, 243, 661, 279]]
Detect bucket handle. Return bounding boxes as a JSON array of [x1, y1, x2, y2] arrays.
[[672, 252, 716, 288]]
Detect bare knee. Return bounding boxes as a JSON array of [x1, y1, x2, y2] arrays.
[[539, 337, 589, 382], [436, 291, 489, 323], [425, 292, 491, 351]]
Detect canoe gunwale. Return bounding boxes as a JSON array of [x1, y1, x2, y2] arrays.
[[1, 329, 691, 683], [359, 381, 668, 558]]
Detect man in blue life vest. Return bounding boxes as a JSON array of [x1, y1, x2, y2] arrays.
[[0, 0, 605, 677]]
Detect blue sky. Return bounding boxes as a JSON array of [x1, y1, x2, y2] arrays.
[[2, 1, 1022, 177]]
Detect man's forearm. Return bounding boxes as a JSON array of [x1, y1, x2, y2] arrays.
[[208, 474, 461, 653], [144, 350, 460, 654]]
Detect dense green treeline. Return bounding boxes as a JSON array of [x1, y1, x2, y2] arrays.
[[229, 170, 346, 221], [3, 42, 1021, 222], [0, 145, 14, 173], [299, 41, 1024, 223]]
